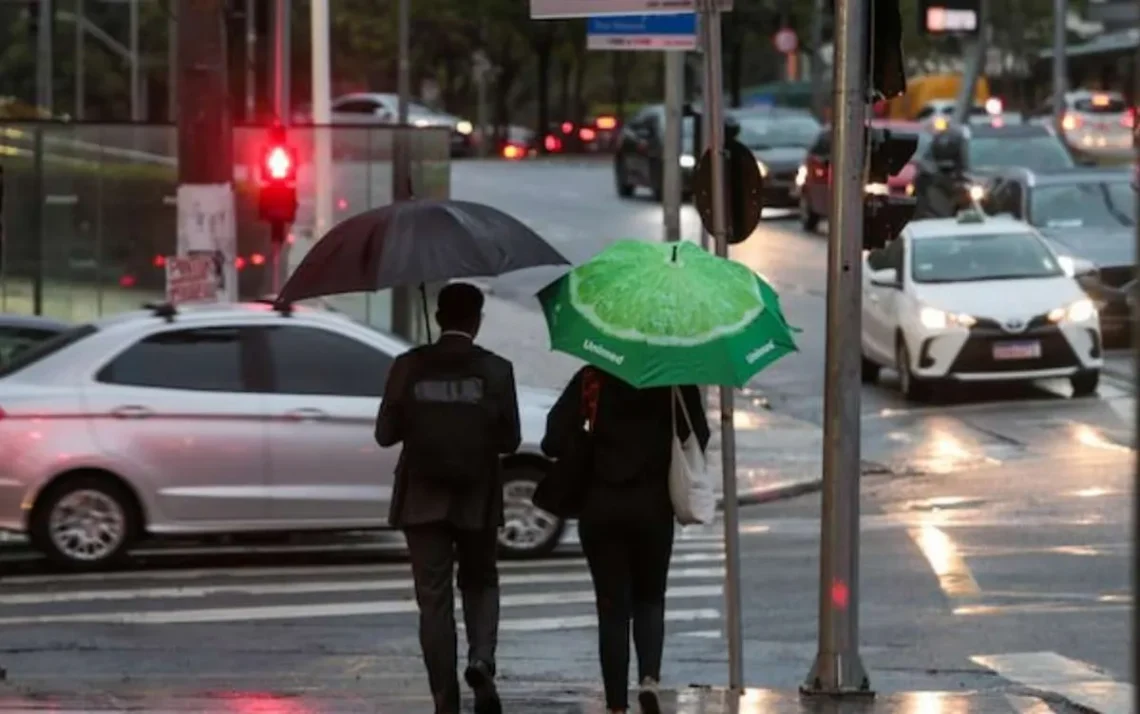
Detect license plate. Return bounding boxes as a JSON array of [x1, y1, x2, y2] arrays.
[[992, 341, 1041, 360]]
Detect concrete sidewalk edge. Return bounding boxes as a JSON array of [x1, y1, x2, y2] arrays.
[[718, 478, 822, 509], [1102, 360, 1132, 384]]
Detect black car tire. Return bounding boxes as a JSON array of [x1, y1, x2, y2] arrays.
[[615, 158, 635, 198], [29, 472, 138, 571], [896, 339, 933, 402], [861, 355, 881, 384], [498, 465, 565, 559], [799, 194, 820, 232], [1070, 370, 1100, 398]]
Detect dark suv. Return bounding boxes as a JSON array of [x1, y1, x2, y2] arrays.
[[614, 104, 697, 201]]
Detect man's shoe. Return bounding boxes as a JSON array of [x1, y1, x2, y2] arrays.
[[637, 677, 661, 714], [464, 660, 502, 714]]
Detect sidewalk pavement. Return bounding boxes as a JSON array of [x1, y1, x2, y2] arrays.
[[479, 294, 833, 505], [0, 685, 1045, 713]]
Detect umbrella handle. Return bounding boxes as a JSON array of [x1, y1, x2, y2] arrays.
[[420, 283, 432, 344]]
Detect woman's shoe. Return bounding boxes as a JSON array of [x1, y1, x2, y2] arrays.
[[638, 677, 661, 714]]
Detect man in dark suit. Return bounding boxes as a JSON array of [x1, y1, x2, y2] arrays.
[[375, 282, 520, 714]]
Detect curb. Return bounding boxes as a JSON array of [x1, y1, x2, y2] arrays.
[[719, 478, 822, 509]]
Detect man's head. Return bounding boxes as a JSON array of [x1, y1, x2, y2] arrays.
[[436, 282, 485, 337]]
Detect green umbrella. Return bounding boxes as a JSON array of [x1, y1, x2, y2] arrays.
[[539, 239, 798, 388]]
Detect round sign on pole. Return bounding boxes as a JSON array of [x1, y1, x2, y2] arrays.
[[693, 139, 765, 246], [774, 28, 798, 54]]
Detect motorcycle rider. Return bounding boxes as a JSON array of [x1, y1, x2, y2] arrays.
[[912, 125, 971, 220]]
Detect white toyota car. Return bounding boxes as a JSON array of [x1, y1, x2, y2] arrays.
[[861, 210, 1103, 401]]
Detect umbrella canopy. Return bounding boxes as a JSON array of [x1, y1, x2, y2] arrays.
[[277, 199, 569, 304], [539, 239, 798, 388]]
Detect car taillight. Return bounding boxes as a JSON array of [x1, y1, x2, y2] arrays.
[[0, 407, 6, 421], [1122, 111, 1134, 129], [1062, 113, 1081, 131], [544, 135, 563, 152]]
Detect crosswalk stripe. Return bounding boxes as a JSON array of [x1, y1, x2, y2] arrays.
[[0, 566, 727, 605], [487, 608, 721, 633], [0, 584, 726, 626], [972, 652, 1133, 714]]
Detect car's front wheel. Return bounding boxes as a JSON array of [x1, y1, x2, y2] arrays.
[[1070, 370, 1100, 398], [499, 465, 564, 559], [29, 473, 138, 571]]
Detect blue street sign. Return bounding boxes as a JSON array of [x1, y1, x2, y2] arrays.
[[586, 13, 697, 51]]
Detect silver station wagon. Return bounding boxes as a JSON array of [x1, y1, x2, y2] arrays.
[[0, 302, 563, 569]]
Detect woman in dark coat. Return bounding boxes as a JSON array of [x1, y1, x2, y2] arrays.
[[541, 366, 710, 714]]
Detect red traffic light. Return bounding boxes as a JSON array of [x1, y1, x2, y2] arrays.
[[265, 146, 293, 180]]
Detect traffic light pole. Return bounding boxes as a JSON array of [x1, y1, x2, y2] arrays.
[[951, 0, 988, 126], [270, 221, 286, 294], [698, 0, 744, 692], [662, 50, 684, 243], [802, 0, 872, 696]]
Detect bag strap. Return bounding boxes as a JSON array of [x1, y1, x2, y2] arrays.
[[672, 386, 695, 436], [580, 368, 601, 429]]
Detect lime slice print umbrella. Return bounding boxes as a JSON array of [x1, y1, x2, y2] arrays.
[[539, 239, 798, 388]]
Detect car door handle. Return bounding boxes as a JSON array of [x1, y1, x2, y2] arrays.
[[285, 408, 329, 422], [111, 405, 152, 419]]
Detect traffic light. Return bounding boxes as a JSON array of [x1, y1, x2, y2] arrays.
[[257, 124, 298, 228]]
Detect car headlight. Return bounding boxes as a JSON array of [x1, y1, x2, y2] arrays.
[[920, 306, 976, 330], [905, 182, 915, 196], [456, 120, 473, 135], [1048, 298, 1097, 324], [968, 184, 985, 201], [864, 182, 890, 196], [757, 160, 769, 178], [795, 165, 807, 187], [680, 154, 696, 168], [413, 118, 430, 127]]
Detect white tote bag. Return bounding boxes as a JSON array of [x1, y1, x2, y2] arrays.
[[669, 387, 715, 526]]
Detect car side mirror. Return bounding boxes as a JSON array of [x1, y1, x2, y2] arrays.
[[1068, 257, 1097, 278], [869, 267, 900, 288]]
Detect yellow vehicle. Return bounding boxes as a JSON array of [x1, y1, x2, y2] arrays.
[[886, 74, 991, 121]]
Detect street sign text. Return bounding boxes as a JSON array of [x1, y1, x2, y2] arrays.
[[587, 13, 697, 51]]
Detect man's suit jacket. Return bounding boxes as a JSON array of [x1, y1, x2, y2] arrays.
[[375, 333, 521, 531]]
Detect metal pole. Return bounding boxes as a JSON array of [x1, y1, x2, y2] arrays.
[[1131, 40, 1139, 714], [802, 0, 871, 695], [129, 0, 140, 121], [311, 0, 333, 236], [697, 13, 711, 253], [699, 0, 743, 691], [391, 0, 414, 339], [36, 0, 53, 115], [951, 0, 988, 126], [245, 0, 256, 121], [807, 0, 825, 118], [167, 1, 177, 121], [663, 51, 683, 243], [32, 128, 44, 315], [1051, 0, 1068, 134], [272, 0, 288, 120], [271, 223, 285, 294], [75, 0, 84, 120]]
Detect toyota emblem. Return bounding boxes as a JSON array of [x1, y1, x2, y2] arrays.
[[1004, 318, 1025, 332]]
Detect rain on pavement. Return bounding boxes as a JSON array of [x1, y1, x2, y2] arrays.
[[0, 159, 1133, 713]]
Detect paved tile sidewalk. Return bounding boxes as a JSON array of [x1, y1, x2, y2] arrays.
[[0, 684, 1044, 713]]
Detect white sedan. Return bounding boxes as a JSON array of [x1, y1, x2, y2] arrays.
[[860, 210, 1104, 401]]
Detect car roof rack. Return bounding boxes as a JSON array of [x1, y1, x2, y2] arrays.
[[142, 302, 178, 322]]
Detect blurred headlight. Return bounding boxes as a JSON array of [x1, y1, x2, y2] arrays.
[[864, 182, 890, 195], [795, 165, 807, 187], [757, 161, 769, 178], [1048, 299, 1097, 324], [933, 116, 949, 131], [905, 182, 915, 196], [920, 306, 976, 330], [456, 120, 473, 135], [413, 118, 430, 127], [680, 154, 696, 168], [968, 184, 985, 201]]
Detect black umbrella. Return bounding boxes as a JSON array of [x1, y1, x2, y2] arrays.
[[277, 199, 569, 339]]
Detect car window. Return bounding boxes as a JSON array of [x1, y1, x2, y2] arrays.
[[260, 325, 393, 398], [97, 327, 246, 392], [915, 106, 935, 120], [911, 232, 1064, 283], [1030, 181, 1135, 229], [735, 116, 821, 149], [333, 100, 379, 114], [0, 324, 96, 378], [966, 134, 1074, 172], [0, 327, 64, 365], [1074, 96, 1128, 114]]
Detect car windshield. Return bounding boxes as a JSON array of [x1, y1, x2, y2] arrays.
[[1030, 181, 1136, 229], [0, 323, 96, 378], [911, 232, 1064, 283], [967, 135, 1074, 172], [1074, 96, 1128, 114], [734, 116, 820, 149]]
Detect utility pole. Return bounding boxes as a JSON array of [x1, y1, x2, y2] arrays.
[[129, 0, 141, 121], [952, 0, 988, 125], [36, 0, 53, 114], [75, 0, 84, 120], [802, 0, 872, 695], [1051, 0, 1068, 133], [474, 50, 491, 159], [245, 0, 257, 121], [662, 51, 684, 243], [168, 2, 177, 121], [176, 0, 236, 301], [698, 0, 744, 691], [808, 0, 826, 118], [272, 0, 290, 121], [311, 0, 333, 247], [391, 0, 415, 340]]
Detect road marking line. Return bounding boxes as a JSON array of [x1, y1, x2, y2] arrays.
[[954, 602, 1129, 616], [0, 567, 727, 605], [0, 551, 726, 587], [483, 608, 721, 633], [0, 584, 725, 625], [908, 525, 981, 599], [972, 652, 1133, 714]]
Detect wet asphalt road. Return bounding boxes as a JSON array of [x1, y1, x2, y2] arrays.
[[0, 159, 1133, 711]]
